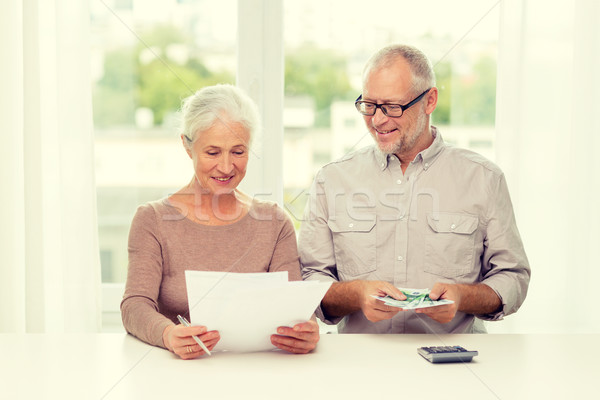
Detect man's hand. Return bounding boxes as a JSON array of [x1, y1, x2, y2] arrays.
[[415, 282, 502, 324], [359, 281, 407, 322], [415, 283, 461, 323], [321, 280, 407, 322], [270, 320, 320, 354]]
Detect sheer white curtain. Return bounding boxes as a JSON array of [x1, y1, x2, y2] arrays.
[[0, 1, 101, 333], [493, 0, 600, 333]]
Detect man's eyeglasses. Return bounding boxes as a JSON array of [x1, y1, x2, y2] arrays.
[[354, 88, 431, 118]]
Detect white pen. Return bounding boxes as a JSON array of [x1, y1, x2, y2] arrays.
[[177, 315, 212, 356]]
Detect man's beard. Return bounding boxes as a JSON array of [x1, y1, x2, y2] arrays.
[[375, 113, 427, 155]]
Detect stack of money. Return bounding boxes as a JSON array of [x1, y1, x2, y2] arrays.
[[372, 288, 454, 309]]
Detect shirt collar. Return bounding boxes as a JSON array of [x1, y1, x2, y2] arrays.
[[374, 146, 390, 171], [374, 125, 445, 171], [416, 125, 445, 170]]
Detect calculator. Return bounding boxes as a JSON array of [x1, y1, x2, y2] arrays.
[[417, 346, 478, 363]]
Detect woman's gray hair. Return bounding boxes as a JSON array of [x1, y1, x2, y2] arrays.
[[180, 84, 260, 147], [363, 44, 436, 93]]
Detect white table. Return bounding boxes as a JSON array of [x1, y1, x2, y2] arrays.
[[1, 333, 597, 399]]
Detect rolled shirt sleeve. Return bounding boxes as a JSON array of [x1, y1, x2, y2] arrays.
[[298, 169, 342, 324], [477, 173, 531, 320]]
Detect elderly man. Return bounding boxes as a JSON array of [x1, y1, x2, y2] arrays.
[[298, 44, 530, 334]]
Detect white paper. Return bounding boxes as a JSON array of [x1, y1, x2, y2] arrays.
[[185, 270, 331, 353]]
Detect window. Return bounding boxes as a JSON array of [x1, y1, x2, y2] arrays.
[[92, 0, 501, 330], [282, 0, 500, 226], [90, 0, 237, 329]]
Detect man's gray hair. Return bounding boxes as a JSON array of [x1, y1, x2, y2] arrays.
[[363, 44, 436, 92], [180, 84, 260, 147]]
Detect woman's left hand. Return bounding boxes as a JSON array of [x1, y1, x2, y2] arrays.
[[270, 320, 320, 354]]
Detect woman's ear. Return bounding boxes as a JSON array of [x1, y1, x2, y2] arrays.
[[181, 135, 192, 158]]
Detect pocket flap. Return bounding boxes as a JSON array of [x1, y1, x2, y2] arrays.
[[427, 213, 478, 234], [327, 217, 375, 233]]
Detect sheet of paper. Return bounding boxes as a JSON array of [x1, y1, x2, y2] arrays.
[[185, 270, 331, 353]]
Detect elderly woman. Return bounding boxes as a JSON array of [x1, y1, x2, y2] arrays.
[[121, 84, 319, 359]]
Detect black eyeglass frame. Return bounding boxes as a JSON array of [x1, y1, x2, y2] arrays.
[[354, 88, 432, 117]]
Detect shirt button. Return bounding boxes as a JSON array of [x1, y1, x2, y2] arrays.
[[396, 179, 402, 184], [381, 163, 385, 168], [349, 223, 354, 228], [424, 162, 430, 169], [397, 256, 404, 261], [450, 224, 456, 230]]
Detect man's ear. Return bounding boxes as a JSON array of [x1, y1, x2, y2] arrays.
[[181, 135, 192, 158], [424, 87, 438, 115]]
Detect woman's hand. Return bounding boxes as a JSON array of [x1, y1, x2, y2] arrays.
[[163, 324, 220, 360], [270, 320, 320, 354]]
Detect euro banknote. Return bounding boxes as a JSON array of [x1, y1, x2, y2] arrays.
[[372, 288, 454, 309]]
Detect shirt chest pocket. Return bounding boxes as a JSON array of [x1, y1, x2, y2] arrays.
[[424, 213, 478, 278], [327, 217, 376, 278]]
